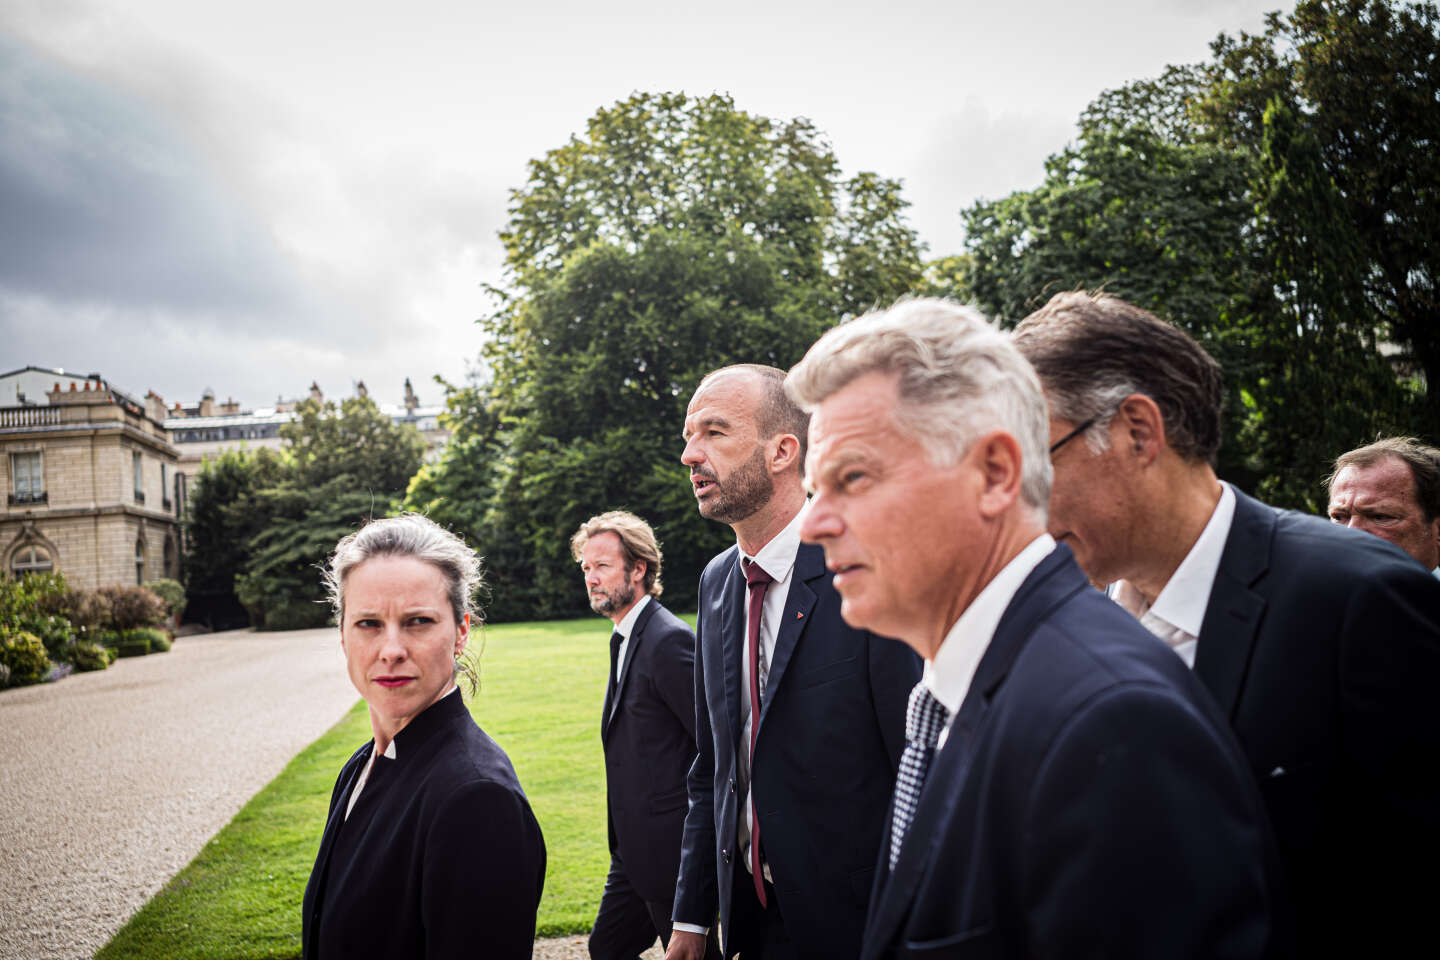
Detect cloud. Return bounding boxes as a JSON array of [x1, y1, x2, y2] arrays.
[[903, 102, 1078, 257], [0, 31, 302, 317], [0, 3, 507, 408]]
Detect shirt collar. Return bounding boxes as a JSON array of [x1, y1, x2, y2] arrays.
[[738, 499, 810, 586], [614, 593, 652, 640], [1146, 481, 1236, 638], [924, 533, 1056, 717]]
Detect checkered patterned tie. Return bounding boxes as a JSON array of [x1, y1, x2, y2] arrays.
[[889, 682, 951, 870]]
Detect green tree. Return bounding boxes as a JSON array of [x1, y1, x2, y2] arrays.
[[410, 92, 925, 620], [1202, 0, 1440, 426], [958, 0, 1435, 508], [185, 398, 426, 630], [283, 396, 426, 496], [182, 447, 286, 629]]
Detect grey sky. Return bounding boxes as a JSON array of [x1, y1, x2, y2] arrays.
[[0, 0, 1278, 411]]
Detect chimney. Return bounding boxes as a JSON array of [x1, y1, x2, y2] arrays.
[[145, 391, 168, 423]]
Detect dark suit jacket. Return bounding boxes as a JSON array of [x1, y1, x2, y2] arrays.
[[861, 544, 1287, 960], [674, 540, 921, 959], [1196, 489, 1440, 955], [603, 597, 699, 902], [302, 690, 546, 959]]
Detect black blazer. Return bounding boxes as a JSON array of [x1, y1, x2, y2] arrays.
[[302, 690, 546, 959], [673, 540, 921, 959], [1195, 489, 1440, 955], [861, 545, 1288, 960], [602, 597, 699, 902]]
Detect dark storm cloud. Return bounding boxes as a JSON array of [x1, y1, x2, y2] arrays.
[[0, 33, 300, 314]]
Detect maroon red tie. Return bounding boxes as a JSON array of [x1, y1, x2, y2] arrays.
[[743, 557, 774, 907]]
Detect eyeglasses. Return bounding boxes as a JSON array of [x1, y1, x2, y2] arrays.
[[1049, 416, 1099, 455]]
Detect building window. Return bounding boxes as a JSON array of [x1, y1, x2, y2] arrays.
[[161, 463, 172, 511], [133, 452, 145, 503], [163, 537, 176, 578], [135, 539, 145, 585], [9, 452, 45, 505], [11, 543, 54, 577]]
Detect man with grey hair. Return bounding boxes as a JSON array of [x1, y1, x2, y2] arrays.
[[1326, 436, 1440, 575], [790, 298, 1286, 959], [1014, 290, 1440, 956]]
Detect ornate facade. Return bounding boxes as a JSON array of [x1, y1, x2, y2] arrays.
[[0, 367, 180, 588]]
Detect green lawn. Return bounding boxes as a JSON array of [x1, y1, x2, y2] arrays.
[[98, 614, 675, 960]]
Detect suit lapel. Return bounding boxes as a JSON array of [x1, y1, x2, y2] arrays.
[[1195, 489, 1272, 719], [719, 552, 746, 750], [604, 600, 657, 741], [758, 543, 821, 726], [861, 546, 1084, 959], [311, 746, 368, 894]]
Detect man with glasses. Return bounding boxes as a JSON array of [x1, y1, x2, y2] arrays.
[[1014, 291, 1440, 957]]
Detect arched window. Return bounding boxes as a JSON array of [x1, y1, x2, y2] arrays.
[[135, 539, 145, 585], [11, 544, 54, 577], [163, 537, 176, 578]]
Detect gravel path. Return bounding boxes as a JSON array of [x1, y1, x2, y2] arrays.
[[0, 627, 357, 960]]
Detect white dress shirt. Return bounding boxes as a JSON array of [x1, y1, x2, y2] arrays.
[[926, 534, 1056, 751], [1110, 481, 1237, 669], [345, 684, 459, 819], [611, 593, 652, 691]]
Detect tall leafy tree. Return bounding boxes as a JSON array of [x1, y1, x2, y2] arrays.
[[410, 92, 925, 620], [186, 397, 426, 630], [1202, 0, 1440, 426], [959, 0, 1435, 508]]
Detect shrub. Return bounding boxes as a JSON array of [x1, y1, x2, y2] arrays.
[[17, 612, 76, 660], [0, 570, 69, 622], [47, 662, 74, 682], [122, 627, 169, 648], [59, 589, 112, 635], [116, 636, 150, 658], [97, 586, 167, 631], [71, 642, 112, 672], [143, 579, 186, 619], [118, 627, 170, 654], [93, 630, 124, 648], [0, 630, 52, 687]]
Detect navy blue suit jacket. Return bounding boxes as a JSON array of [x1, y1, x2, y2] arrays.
[[673, 540, 920, 959], [602, 598, 699, 902], [1195, 489, 1440, 955], [861, 545, 1287, 960]]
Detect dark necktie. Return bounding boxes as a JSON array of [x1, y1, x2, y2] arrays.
[[602, 630, 623, 731], [742, 557, 774, 906], [889, 682, 950, 870]]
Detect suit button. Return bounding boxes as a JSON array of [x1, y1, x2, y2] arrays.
[[721, 849, 731, 864], [729, 778, 736, 793]]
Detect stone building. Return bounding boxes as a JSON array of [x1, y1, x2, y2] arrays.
[[0, 366, 180, 588]]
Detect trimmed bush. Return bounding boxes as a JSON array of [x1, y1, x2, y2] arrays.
[[71, 642, 113, 672], [93, 630, 124, 648], [115, 636, 150, 658], [0, 630, 52, 687], [121, 627, 169, 648], [143, 579, 186, 619]]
